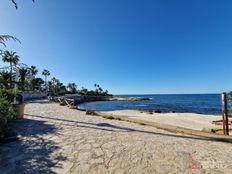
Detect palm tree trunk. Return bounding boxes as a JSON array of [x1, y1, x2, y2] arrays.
[[22, 79, 25, 91], [10, 62, 12, 89], [45, 76, 47, 92]]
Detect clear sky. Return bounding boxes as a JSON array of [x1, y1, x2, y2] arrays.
[[1, 0, 232, 94]]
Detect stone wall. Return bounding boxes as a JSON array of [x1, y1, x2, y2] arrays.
[[20, 92, 47, 101]]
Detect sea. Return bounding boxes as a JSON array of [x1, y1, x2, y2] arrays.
[[77, 94, 222, 115]]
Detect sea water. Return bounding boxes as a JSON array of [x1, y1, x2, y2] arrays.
[[77, 94, 221, 115]]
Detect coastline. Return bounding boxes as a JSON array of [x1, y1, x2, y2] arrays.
[[76, 94, 221, 115], [101, 109, 223, 131]]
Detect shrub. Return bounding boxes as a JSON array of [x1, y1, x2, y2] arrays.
[[0, 98, 16, 139], [0, 88, 16, 140], [0, 87, 16, 103]]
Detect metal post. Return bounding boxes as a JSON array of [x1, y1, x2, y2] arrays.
[[221, 93, 229, 135]]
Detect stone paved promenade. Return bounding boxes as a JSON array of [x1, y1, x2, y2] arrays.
[[1, 101, 232, 174]]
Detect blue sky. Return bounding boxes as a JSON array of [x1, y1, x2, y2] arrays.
[[1, 0, 232, 94]]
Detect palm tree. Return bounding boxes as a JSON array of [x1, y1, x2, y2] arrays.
[[49, 77, 66, 94], [57, 82, 66, 94], [18, 67, 29, 91], [47, 81, 53, 92], [30, 78, 44, 91], [42, 69, 50, 91], [94, 84, 101, 95], [30, 65, 38, 76], [81, 87, 88, 96], [2, 51, 19, 88], [99, 87, 103, 94], [67, 83, 77, 93]]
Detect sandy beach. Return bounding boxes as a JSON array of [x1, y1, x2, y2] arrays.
[[1, 101, 232, 174], [102, 110, 223, 131]]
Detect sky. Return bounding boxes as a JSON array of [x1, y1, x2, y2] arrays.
[[1, 0, 232, 94]]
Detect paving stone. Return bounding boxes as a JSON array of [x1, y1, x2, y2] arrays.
[[0, 101, 232, 174]]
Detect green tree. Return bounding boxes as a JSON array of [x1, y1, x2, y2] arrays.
[[67, 83, 77, 93], [1, 51, 19, 88], [30, 78, 44, 91], [0, 88, 16, 139], [18, 67, 29, 91], [30, 65, 38, 76], [80, 87, 88, 96], [49, 77, 66, 95], [42, 69, 50, 91], [47, 81, 53, 92]]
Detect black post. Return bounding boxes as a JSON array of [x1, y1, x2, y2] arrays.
[[221, 93, 229, 135]]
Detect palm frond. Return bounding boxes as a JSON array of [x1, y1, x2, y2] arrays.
[[0, 35, 21, 47], [10, 0, 35, 9]]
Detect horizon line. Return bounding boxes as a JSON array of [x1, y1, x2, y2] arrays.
[[113, 93, 221, 95]]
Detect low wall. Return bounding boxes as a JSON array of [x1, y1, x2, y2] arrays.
[[20, 92, 47, 101]]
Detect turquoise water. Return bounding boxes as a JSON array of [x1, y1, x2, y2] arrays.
[[77, 94, 221, 115]]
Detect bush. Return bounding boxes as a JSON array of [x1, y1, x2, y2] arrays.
[[0, 88, 16, 140], [0, 87, 16, 103]]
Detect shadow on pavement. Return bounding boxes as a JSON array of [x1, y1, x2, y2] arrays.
[[0, 118, 67, 174], [26, 114, 232, 144]]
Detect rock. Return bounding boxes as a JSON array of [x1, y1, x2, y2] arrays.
[[86, 110, 95, 115], [154, 110, 161, 113], [111, 97, 150, 101], [128, 97, 150, 101]]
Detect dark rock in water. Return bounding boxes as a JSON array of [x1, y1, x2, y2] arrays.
[[130, 97, 150, 101], [142, 110, 161, 114], [170, 111, 176, 113], [154, 110, 161, 113], [112, 97, 151, 101]]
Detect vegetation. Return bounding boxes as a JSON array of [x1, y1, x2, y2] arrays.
[[0, 88, 16, 140], [0, 35, 20, 51], [42, 69, 50, 91], [0, 87, 16, 103], [67, 83, 77, 93], [102, 115, 115, 120], [0, 50, 112, 96], [30, 65, 38, 76], [47, 77, 66, 95], [30, 78, 44, 91], [77, 84, 111, 96], [10, 0, 35, 9], [18, 67, 29, 91], [2, 51, 19, 88], [0, 71, 11, 89]]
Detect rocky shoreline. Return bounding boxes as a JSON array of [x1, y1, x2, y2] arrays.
[[110, 97, 150, 101]]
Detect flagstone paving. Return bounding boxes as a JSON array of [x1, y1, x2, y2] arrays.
[[1, 101, 232, 174]]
